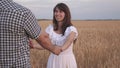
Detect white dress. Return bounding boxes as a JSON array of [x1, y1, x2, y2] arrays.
[[46, 24, 78, 68]]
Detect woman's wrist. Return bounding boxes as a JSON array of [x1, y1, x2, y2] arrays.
[[61, 46, 64, 52]]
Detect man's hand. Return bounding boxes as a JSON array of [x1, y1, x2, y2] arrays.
[[29, 39, 34, 49], [29, 38, 44, 50]]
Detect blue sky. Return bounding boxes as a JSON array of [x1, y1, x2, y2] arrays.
[[14, 0, 120, 20]]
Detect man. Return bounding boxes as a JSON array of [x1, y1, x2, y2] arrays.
[[0, 0, 61, 68]]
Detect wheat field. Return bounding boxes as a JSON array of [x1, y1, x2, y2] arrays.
[[30, 20, 120, 68]]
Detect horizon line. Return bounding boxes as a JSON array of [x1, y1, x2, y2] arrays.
[[37, 19, 120, 21]]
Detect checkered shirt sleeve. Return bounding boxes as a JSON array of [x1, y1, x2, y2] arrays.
[[23, 9, 41, 39]]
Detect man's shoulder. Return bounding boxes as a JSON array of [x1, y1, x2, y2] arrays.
[[12, 2, 31, 14], [2, 1, 31, 15]]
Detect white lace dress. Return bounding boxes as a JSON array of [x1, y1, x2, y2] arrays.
[[46, 24, 78, 68]]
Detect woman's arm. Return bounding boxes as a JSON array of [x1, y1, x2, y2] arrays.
[[61, 31, 77, 51]]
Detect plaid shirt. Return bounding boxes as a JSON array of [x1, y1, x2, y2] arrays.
[[0, 0, 41, 68]]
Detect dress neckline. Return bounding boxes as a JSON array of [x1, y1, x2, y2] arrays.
[[51, 25, 62, 36], [53, 30, 62, 35], [52, 29, 62, 36]]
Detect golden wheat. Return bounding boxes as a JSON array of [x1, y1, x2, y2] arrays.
[[30, 20, 120, 68]]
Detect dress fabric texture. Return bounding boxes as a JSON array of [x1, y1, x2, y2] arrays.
[[46, 24, 78, 68]]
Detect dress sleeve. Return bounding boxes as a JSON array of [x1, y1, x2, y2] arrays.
[[69, 26, 78, 39], [45, 24, 52, 34]]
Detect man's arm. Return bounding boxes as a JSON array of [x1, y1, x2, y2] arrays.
[[29, 39, 44, 50], [35, 31, 61, 55]]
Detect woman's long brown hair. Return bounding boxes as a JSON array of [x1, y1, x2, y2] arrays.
[[53, 3, 73, 36]]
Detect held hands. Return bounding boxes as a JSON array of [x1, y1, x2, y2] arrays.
[[29, 38, 62, 55], [52, 46, 62, 55]]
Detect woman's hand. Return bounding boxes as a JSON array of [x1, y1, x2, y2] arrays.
[[60, 46, 65, 52], [52, 46, 62, 55]]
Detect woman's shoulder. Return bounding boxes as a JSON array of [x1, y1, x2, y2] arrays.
[[48, 24, 53, 27], [46, 24, 53, 29], [65, 25, 78, 35], [66, 26, 78, 39], [66, 26, 77, 31], [45, 24, 53, 34]]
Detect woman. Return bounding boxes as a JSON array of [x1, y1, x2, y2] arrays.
[[46, 3, 78, 68]]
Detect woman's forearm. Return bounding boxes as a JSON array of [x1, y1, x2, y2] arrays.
[[61, 32, 76, 51]]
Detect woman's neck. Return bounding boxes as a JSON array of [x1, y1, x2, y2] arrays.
[[58, 21, 62, 27]]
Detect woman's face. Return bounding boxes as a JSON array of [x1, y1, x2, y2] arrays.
[[54, 8, 65, 22]]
